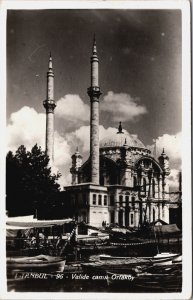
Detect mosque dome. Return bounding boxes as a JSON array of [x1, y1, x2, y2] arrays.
[[100, 122, 145, 149]]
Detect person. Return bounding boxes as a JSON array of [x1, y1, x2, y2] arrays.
[[30, 233, 36, 247], [56, 235, 63, 254], [38, 230, 46, 248], [39, 231, 45, 240], [15, 230, 23, 249]]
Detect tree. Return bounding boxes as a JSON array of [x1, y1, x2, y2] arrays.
[[6, 144, 61, 218]]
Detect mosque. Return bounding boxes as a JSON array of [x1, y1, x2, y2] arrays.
[[43, 37, 175, 228]]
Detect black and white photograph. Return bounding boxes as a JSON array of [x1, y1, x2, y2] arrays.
[[0, 1, 191, 299]]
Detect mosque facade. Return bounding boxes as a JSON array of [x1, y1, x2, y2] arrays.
[[44, 38, 173, 228]]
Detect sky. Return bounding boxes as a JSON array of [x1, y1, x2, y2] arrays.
[[6, 9, 182, 190]]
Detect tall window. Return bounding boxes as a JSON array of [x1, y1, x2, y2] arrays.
[[98, 195, 102, 205], [130, 213, 134, 225], [111, 211, 115, 224], [119, 195, 123, 206], [104, 195, 107, 206], [133, 177, 137, 187], [142, 178, 146, 193], [125, 196, 129, 206], [153, 208, 156, 222], [93, 194, 96, 205], [83, 193, 87, 206], [152, 179, 155, 197], [110, 195, 114, 206], [119, 210, 123, 226], [132, 196, 135, 208]]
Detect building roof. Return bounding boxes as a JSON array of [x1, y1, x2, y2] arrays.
[[100, 131, 145, 149]]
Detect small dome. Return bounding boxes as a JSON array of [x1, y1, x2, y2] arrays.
[[100, 131, 145, 149]]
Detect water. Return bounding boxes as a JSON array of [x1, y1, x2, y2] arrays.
[[7, 260, 182, 293]]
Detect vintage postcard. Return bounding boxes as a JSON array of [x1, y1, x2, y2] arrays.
[[0, 0, 192, 299]]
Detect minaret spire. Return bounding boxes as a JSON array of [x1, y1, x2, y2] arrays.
[[49, 52, 53, 69], [93, 33, 97, 54], [43, 53, 56, 167], [87, 36, 102, 185]]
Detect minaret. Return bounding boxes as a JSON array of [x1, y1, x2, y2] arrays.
[[158, 148, 170, 200], [70, 147, 83, 185], [43, 53, 56, 166], [158, 148, 170, 176], [87, 35, 102, 185]]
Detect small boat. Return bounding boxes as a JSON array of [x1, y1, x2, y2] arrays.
[[152, 259, 173, 266], [172, 255, 182, 263], [99, 252, 180, 263], [7, 255, 66, 272]]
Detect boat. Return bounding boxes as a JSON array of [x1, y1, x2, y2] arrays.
[[152, 259, 173, 266], [99, 252, 180, 263], [7, 254, 66, 272], [82, 252, 181, 275], [172, 255, 182, 263], [106, 262, 182, 292]]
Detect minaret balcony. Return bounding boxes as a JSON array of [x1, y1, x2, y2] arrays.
[[87, 86, 102, 98], [43, 99, 56, 112]]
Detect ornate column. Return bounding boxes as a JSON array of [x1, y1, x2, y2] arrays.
[[122, 209, 125, 227], [114, 208, 119, 224], [149, 203, 152, 223]]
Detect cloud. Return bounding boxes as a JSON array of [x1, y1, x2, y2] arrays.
[[101, 91, 147, 122], [7, 106, 46, 151], [148, 132, 181, 168], [7, 106, 72, 187], [66, 125, 90, 153], [55, 94, 90, 122], [147, 132, 181, 191], [7, 106, 182, 191], [155, 132, 181, 160], [66, 125, 119, 153], [168, 169, 180, 191], [54, 131, 71, 167]]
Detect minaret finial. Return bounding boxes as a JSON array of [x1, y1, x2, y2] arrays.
[[92, 33, 97, 54], [117, 122, 123, 134], [162, 148, 165, 154], [76, 146, 79, 152], [48, 52, 53, 70], [123, 138, 128, 147]]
